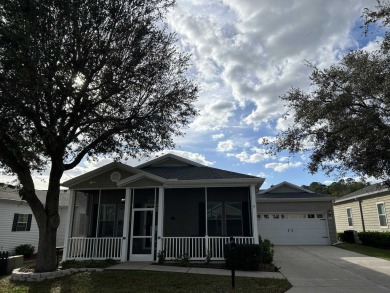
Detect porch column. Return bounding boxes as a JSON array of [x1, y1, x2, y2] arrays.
[[204, 187, 208, 253], [121, 188, 131, 262], [156, 187, 164, 259], [62, 189, 75, 261], [250, 185, 259, 244]]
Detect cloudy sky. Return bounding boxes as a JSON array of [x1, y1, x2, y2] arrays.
[[0, 0, 382, 190]]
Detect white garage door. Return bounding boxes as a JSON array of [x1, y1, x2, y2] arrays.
[[257, 212, 329, 245]]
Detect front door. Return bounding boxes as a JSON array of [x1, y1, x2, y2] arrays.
[[130, 208, 155, 261]]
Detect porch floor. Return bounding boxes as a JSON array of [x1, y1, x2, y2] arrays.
[[106, 262, 284, 279]]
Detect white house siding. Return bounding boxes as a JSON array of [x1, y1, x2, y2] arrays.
[[0, 199, 68, 253], [335, 194, 390, 232]]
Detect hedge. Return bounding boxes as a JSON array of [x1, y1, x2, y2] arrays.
[[357, 231, 390, 249]]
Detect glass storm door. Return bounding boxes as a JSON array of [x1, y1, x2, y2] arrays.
[[130, 208, 155, 261]]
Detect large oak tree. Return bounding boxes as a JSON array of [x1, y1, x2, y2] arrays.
[[0, 0, 197, 272], [273, 1, 390, 181]]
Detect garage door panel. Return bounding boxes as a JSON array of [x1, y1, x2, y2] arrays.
[[258, 213, 329, 245]]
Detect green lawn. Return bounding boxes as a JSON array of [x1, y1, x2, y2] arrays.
[[336, 243, 390, 261], [0, 271, 291, 293]]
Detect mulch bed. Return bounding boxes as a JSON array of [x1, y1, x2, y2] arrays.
[[153, 261, 277, 272]]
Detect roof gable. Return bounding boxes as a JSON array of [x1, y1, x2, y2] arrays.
[[136, 154, 204, 168], [61, 162, 140, 188], [262, 181, 313, 194]]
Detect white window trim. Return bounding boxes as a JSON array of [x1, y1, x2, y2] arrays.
[[346, 207, 353, 227], [376, 202, 388, 228]]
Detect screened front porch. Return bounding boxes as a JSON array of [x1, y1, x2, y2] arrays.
[[63, 186, 258, 262]]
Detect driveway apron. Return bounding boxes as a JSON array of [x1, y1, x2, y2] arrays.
[[273, 246, 390, 293]]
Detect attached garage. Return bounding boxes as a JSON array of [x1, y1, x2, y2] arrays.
[[257, 182, 337, 245]]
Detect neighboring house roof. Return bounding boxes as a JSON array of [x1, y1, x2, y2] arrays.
[[334, 183, 389, 204], [136, 153, 204, 168], [257, 181, 332, 202], [0, 187, 70, 207]]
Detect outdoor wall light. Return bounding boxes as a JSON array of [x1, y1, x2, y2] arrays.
[[327, 209, 332, 217]]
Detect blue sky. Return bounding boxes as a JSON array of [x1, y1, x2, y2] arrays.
[[0, 0, 383, 190]]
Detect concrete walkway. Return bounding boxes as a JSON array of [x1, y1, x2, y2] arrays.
[[107, 261, 284, 279], [273, 246, 390, 293]]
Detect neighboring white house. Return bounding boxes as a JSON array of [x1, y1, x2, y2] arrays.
[[0, 186, 69, 253], [257, 181, 337, 245], [334, 184, 390, 232]]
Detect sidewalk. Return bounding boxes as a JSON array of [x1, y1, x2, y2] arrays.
[[107, 261, 285, 279]]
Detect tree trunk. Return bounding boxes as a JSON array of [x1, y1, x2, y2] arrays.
[[35, 164, 63, 272]]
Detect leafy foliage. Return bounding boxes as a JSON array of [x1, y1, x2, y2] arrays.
[[14, 244, 35, 258], [302, 178, 370, 197], [224, 244, 262, 271], [358, 231, 390, 249], [272, 1, 390, 181], [0, 0, 197, 272]]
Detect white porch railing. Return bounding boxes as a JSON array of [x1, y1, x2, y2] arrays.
[[66, 237, 122, 260], [161, 236, 254, 260]]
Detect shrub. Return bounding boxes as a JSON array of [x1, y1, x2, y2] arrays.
[[260, 239, 274, 264], [173, 253, 190, 267], [204, 250, 212, 264], [357, 231, 390, 249], [224, 244, 261, 271], [15, 244, 35, 258], [157, 250, 166, 265], [338, 232, 347, 242]]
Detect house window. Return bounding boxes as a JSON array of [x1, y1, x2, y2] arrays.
[[346, 208, 353, 227], [207, 202, 243, 236], [225, 202, 243, 236], [377, 203, 388, 227], [207, 202, 223, 236], [12, 213, 32, 231]]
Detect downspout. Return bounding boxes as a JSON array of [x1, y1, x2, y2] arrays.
[[357, 198, 366, 232]]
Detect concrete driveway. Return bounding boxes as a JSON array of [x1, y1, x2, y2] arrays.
[[273, 246, 390, 293]]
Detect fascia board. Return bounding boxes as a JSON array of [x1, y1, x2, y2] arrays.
[[257, 197, 333, 203], [334, 188, 390, 204], [163, 178, 264, 187]]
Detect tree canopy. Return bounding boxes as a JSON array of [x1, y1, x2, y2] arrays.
[[302, 179, 369, 198], [0, 0, 197, 272], [273, 1, 390, 181]]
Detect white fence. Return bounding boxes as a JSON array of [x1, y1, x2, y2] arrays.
[[66, 237, 122, 260], [161, 236, 254, 260]]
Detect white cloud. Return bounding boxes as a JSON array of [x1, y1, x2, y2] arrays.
[[190, 99, 236, 131], [211, 133, 225, 140], [217, 140, 234, 152], [258, 136, 277, 145], [228, 147, 272, 163], [265, 161, 303, 172]]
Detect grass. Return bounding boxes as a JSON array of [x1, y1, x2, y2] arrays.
[[336, 243, 390, 261], [0, 270, 291, 293]]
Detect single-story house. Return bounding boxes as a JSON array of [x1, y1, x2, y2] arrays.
[[61, 154, 264, 262], [257, 182, 337, 245], [0, 186, 69, 253], [334, 184, 389, 232]]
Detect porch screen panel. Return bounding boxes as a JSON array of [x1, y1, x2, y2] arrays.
[[207, 202, 223, 236], [164, 188, 205, 237], [207, 187, 250, 237], [71, 191, 99, 237], [98, 190, 125, 237]]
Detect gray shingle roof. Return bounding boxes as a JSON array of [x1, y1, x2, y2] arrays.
[[141, 166, 258, 180], [334, 183, 388, 203], [0, 187, 69, 207], [258, 192, 331, 199]]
